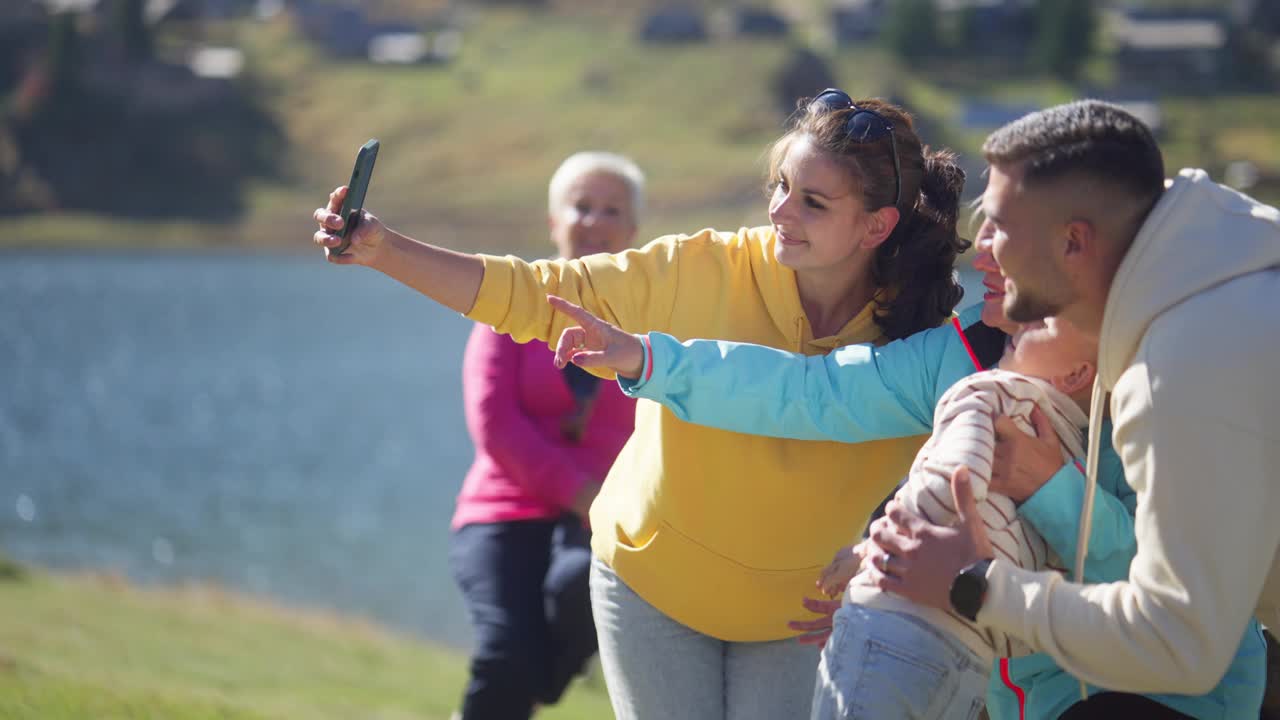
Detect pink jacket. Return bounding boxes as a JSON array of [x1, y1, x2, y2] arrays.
[[453, 323, 636, 530]]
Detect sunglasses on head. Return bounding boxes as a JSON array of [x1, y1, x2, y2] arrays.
[[808, 88, 902, 208]]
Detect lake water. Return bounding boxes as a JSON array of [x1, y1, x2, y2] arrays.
[[0, 251, 983, 649]]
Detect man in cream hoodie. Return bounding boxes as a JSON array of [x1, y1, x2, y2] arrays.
[[864, 99, 1280, 706]]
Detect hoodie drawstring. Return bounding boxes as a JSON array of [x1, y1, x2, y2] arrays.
[[1073, 376, 1109, 700]]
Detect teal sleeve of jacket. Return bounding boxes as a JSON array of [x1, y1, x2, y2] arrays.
[[618, 303, 986, 442], [1016, 421, 1137, 584]]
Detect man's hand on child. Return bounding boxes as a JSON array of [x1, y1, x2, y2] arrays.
[[990, 407, 1063, 503], [548, 295, 646, 380], [865, 466, 995, 612]]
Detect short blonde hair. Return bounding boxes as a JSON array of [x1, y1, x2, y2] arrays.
[[548, 151, 646, 219]]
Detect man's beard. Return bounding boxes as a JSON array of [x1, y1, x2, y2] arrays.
[[1004, 285, 1064, 323]]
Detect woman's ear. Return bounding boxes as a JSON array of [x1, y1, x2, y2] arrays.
[[1055, 360, 1097, 396], [861, 206, 901, 250]]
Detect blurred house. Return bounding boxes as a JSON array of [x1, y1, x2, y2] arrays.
[[152, 0, 261, 21], [830, 0, 886, 45], [290, 2, 368, 57], [189, 45, 245, 78], [939, 0, 1034, 58], [708, 5, 789, 41], [40, 0, 98, 12], [1107, 8, 1230, 88], [638, 5, 708, 45], [957, 99, 1040, 131], [1232, 0, 1280, 37], [17, 0, 242, 113], [39, 0, 255, 22], [958, 96, 1163, 136], [288, 0, 460, 64], [1230, 0, 1280, 84], [732, 6, 789, 38]]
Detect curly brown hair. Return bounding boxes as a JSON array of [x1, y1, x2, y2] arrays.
[[769, 96, 969, 340]]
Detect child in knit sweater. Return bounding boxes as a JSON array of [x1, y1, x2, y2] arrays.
[[810, 315, 1096, 720]]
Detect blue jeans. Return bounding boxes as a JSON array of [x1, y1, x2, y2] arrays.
[[812, 604, 989, 720], [590, 558, 820, 720], [449, 516, 596, 720]]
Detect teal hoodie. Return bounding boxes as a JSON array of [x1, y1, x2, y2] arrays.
[[620, 302, 1265, 719]]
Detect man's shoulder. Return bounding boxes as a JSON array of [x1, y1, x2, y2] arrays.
[[1132, 269, 1280, 428], [1142, 269, 1280, 369]]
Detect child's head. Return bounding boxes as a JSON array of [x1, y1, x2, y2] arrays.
[[997, 316, 1098, 403]]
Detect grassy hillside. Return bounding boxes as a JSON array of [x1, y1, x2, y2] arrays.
[[0, 563, 615, 719], [7, 8, 791, 251], [6, 4, 1278, 251]]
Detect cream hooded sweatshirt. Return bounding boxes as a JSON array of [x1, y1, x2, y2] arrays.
[[977, 169, 1280, 694]]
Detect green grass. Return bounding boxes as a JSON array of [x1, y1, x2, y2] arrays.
[[0, 569, 615, 719]]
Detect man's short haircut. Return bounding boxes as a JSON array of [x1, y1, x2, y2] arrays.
[[548, 151, 646, 219], [983, 100, 1165, 205]]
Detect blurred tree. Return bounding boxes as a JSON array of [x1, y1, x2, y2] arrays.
[[951, 8, 980, 55], [1033, 0, 1094, 82], [1226, 15, 1279, 91], [41, 12, 84, 124], [0, 548, 24, 581], [773, 46, 837, 118], [113, 0, 153, 63], [882, 0, 940, 66]]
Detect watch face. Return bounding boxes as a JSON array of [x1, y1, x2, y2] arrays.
[[950, 561, 990, 622]]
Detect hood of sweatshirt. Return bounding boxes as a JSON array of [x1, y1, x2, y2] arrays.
[[1098, 168, 1280, 390], [1074, 169, 1280, 600]]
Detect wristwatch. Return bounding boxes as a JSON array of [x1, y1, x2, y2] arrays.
[[949, 558, 994, 622]]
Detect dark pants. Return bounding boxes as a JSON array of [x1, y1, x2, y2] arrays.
[[1059, 693, 1195, 718], [449, 516, 596, 720], [1264, 627, 1280, 720]]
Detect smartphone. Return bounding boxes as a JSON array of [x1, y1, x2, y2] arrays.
[[329, 139, 380, 257]]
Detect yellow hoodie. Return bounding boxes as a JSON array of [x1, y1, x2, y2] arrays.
[[466, 226, 927, 641]]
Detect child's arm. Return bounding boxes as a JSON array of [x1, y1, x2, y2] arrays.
[[898, 382, 1074, 571], [907, 399, 997, 528], [626, 331, 955, 442], [548, 306, 975, 442], [1018, 438, 1138, 583]]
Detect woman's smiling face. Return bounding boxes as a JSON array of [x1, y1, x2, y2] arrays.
[[549, 171, 637, 260], [973, 217, 1017, 335], [767, 136, 875, 276]]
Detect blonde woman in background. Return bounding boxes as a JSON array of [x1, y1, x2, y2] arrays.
[[449, 153, 642, 720]]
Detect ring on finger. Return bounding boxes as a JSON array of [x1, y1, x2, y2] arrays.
[[880, 553, 892, 572]]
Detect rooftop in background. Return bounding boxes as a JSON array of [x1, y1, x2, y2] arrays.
[[1108, 9, 1229, 52]]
